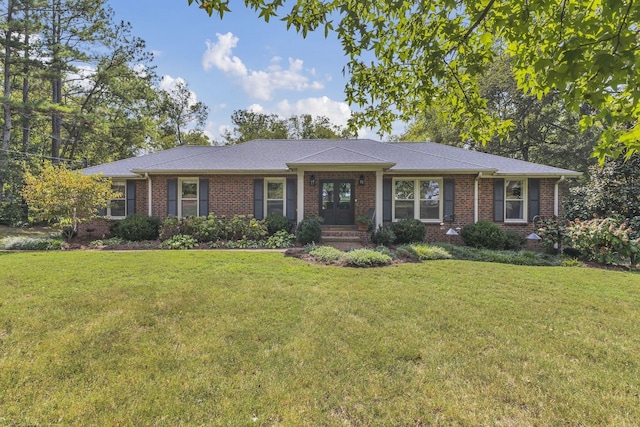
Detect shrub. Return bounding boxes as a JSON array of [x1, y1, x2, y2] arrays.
[[0, 236, 63, 250], [344, 248, 392, 267], [88, 237, 124, 247], [374, 245, 396, 259], [395, 244, 418, 261], [0, 201, 27, 226], [561, 258, 584, 267], [159, 216, 183, 241], [536, 216, 567, 253], [189, 214, 225, 242], [460, 220, 506, 249], [265, 230, 295, 249], [160, 234, 197, 250], [410, 244, 452, 260], [224, 214, 268, 241], [371, 224, 396, 246], [264, 213, 292, 235], [391, 219, 425, 244], [435, 243, 560, 266], [503, 231, 526, 251], [565, 217, 640, 267], [296, 215, 323, 245], [309, 245, 345, 262], [110, 214, 160, 241]]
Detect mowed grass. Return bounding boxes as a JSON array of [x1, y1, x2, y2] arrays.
[[1, 251, 639, 425]]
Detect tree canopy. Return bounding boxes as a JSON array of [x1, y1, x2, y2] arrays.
[[190, 0, 640, 160]]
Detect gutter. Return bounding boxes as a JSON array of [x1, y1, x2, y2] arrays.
[[554, 175, 565, 217]]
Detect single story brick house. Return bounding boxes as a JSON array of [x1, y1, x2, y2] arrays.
[[82, 139, 580, 241]]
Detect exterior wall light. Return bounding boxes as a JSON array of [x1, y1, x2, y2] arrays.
[[359, 174, 365, 186], [310, 175, 316, 186]]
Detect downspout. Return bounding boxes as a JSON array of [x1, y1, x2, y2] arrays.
[[146, 173, 152, 217], [474, 172, 482, 223], [554, 175, 565, 217]]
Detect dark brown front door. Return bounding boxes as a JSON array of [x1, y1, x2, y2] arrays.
[[320, 180, 354, 225]]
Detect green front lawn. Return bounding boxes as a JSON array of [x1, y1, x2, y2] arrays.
[[1, 251, 639, 425]]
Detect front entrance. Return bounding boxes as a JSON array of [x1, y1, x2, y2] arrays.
[[320, 180, 354, 225]]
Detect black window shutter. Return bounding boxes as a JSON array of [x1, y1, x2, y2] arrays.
[[528, 178, 540, 222], [382, 178, 392, 221], [443, 178, 455, 220], [493, 178, 504, 222], [126, 180, 136, 216], [167, 178, 178, 216], [286, 178, 296, 221], [98, 207, 107, 216], [254, 179, 264, 220], [199, 178, 209, 217]]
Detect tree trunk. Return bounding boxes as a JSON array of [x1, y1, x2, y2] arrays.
[[21, 7, 31, 152], [50, 1, 62, 165], [1, 0, 15, 203]]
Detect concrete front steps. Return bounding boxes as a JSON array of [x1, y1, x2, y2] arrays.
[[320, 225, 368, 250]]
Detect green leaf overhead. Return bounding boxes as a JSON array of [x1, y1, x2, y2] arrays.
[[190, 0, 640, 160]]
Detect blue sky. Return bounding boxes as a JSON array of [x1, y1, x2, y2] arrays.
[[107, 0, 394, 142]]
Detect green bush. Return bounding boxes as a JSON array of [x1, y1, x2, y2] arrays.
[[111, 214, 160, 241], [410, 244, 452, 260], [265, 230, 295, 249], [296, 216, 323, 245], [565, 217, 640, 267], [159, 216, 183, 241], [344, 248, 392, 267], [88, 237, 124, 247], [160, 234, 197, 250], [391, 219, 425, 244], [0, 201, 27, 226], [264, 213, 292, 235], [435, 243, 559, 266], [0, 236, 63, 250], [371, 224, 396, 246], [309, 245, 345, 262], [374, 245, 396, 260], [395, 244, 418, 261], [503, 230, 526, 251], [460, 220, 506, 249], [188, 214, 225, 242], [536, 216, 567, 253], [223, 215, 268, 241]]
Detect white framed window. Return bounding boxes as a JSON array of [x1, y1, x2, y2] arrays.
[[108, 181, 126, 218], [265, 178, 285, 217], [505, 179, 526, 222], [393, 178, 442, 222], [179, 178, 198, 217]]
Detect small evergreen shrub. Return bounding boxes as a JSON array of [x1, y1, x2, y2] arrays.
[[160, 234, 197, 250], [374, 245, 396, 260], [460, 220, 506, 249], [309, 245, 345, 262], [371, 224, 396, 246], [344, 248, 392, 267], [391, 219, 425, 244], [264, 213, 292, 235], [296, 216, 323, 245], [265, 230, 295, 249], [111, 214, 160, 241], [503, 231, 526, 251]]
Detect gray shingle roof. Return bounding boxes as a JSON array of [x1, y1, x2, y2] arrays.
[[83, 139, 581, 177]]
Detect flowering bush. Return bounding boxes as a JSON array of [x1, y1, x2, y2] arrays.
[[536, 216, 567, 253], [565, 217, 639, 267]]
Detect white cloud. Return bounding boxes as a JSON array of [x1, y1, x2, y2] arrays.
[[202, 32, 247, 75], [202, 32, 324, 100], [159, 75, 198, 107], [273, 96, 352, 127]]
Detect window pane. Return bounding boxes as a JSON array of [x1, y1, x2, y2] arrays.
[[505, 200, 523, 220], [395, 200, 414, 219], [395, 180, 414, 200], [506, 180, 523, 200], [267, 182, 284, 199], [112, 183, 125, 196], [182, 200, 197, 217], [322, 183, 334, 209], [111, 200, 126, 217], [419, 180, 440, 220], [182, 181, 197, 199], [267, 200, 284, 216]]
